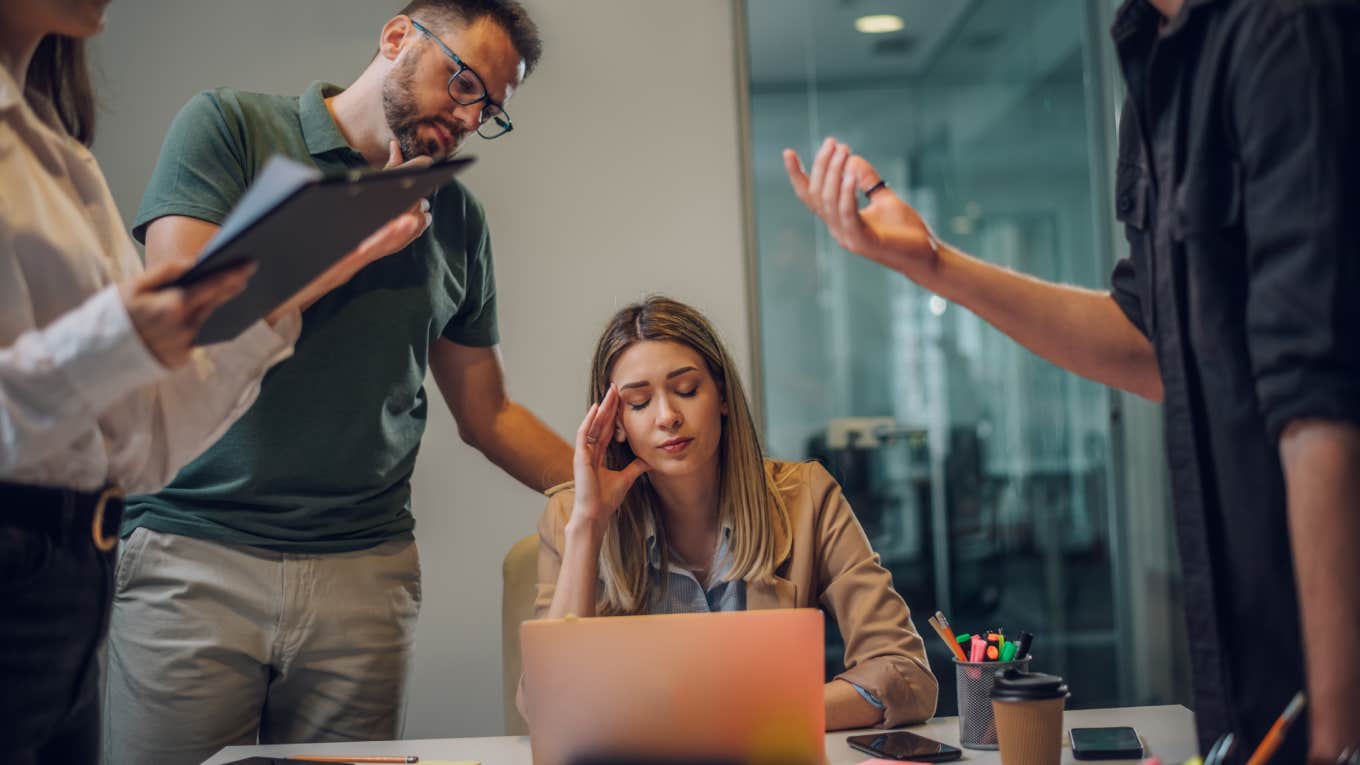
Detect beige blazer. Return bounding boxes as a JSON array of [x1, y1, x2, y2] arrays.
[[532, 459, 939, 727]]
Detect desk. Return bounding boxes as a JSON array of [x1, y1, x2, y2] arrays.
[[202, 704, 1195, 765]]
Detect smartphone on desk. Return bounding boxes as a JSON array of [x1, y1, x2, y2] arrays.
[[1070, 726, 1144, 760], [846, 730, 963, 762]]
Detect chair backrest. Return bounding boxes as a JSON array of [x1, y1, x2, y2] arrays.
[[502, 533, 540, 735]]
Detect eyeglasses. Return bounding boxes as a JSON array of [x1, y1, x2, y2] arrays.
[[408, 18, 513, 139]]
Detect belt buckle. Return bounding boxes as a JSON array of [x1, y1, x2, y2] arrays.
[[91, 485, 123, 552]]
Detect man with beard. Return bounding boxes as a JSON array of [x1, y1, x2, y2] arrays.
[[104, 2, 571, 762]]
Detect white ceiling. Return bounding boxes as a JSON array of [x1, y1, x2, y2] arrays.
[[745, 0, 976, 88]]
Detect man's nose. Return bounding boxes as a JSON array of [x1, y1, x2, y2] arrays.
[[449, 101, 484, 128]]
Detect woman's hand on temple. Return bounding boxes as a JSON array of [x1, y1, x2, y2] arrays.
[[569, 384, 651, 535]]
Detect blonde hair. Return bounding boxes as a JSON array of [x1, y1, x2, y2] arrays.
[[589, 296, 792, 615]]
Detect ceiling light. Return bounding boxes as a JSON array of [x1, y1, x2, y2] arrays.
[[855, 14, 905, 34]]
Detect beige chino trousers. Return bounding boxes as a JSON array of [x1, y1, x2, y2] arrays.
[[104, 528, 421, 765]]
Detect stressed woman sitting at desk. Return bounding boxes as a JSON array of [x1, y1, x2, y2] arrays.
[[526, 296, 938, 730]]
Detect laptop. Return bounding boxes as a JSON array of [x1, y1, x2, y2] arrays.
[[519, 608, 825, 765]]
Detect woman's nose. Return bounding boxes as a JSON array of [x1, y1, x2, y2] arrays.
[[656, 398, 683, 430]]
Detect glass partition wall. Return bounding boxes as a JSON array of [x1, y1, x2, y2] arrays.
[[740, 0, 1191, 715]]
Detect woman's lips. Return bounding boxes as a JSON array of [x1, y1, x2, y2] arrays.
[[658, 437, 694, 454]]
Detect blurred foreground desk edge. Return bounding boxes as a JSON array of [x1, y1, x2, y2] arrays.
[[201, 704, 1195, 765]]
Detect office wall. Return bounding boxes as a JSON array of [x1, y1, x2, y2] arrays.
[[91, 0, 752, 737]]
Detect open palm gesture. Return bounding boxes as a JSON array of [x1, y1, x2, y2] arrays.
[[784, 138, 941, 279]]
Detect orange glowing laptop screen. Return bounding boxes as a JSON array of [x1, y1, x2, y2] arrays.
[[520, 608, 826, 765]]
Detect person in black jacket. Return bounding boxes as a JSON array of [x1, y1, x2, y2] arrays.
[[786, 0, 1360, 761]]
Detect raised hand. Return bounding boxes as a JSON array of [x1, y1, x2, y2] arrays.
[[784, 138, 941, 280], [570, 383, 651, 531]]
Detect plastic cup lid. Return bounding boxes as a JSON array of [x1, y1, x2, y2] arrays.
[[988, 667, 1070, 701]]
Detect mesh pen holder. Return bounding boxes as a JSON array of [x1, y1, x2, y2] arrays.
[[953, 655, 1032, 750]]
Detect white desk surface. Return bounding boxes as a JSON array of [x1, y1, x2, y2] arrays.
[[203, 704, 1195, 765]]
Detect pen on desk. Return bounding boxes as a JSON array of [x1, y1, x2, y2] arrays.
[[1244, 691, 1305, 765], [969, 634, 986, 662], [1015, 630, 1034, 659], [293, 751, 421, 756]]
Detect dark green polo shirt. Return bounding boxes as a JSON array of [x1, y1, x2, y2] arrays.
[[123, 82, 498, 552]]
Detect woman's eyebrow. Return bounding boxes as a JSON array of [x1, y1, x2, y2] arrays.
[[619, 366, 699, 390]]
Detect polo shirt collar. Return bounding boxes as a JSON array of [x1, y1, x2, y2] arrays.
[[299, 80, 354, 157]]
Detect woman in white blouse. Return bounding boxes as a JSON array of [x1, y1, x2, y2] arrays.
[[0, 0, 430, 759]]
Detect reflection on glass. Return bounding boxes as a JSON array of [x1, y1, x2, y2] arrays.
[[743, 0, 1186, 715]]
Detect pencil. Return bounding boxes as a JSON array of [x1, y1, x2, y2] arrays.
[[927, 614, 968, 662], [1244, 691, 1305, 765], [935, 609, 968, 658], [284, 751, 416, 756]]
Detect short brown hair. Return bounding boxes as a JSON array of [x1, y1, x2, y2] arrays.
[[398, 0, 542, 77]]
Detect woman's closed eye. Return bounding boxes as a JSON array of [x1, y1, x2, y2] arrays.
[[627, 388, 697, 411]]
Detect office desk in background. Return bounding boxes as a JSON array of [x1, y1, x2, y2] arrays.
[[201, 705, 1196, 765]]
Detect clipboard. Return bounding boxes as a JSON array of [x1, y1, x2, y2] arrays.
[[173, 153, 474, 344]]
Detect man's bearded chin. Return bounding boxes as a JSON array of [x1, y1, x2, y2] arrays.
[[381, 64, 460, 160]]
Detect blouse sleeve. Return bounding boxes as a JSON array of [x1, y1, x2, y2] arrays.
[[108, 309, 300, 494], [0, 265, 164, 476]]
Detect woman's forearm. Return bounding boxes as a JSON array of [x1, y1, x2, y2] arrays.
[[546, 518, 607, 619]]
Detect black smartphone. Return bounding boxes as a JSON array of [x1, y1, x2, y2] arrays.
[[846, 731, 963, 762], [1070, 726, 1144, 760]]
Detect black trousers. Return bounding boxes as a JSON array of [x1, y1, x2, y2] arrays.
[[0, 511, 115, 763]]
